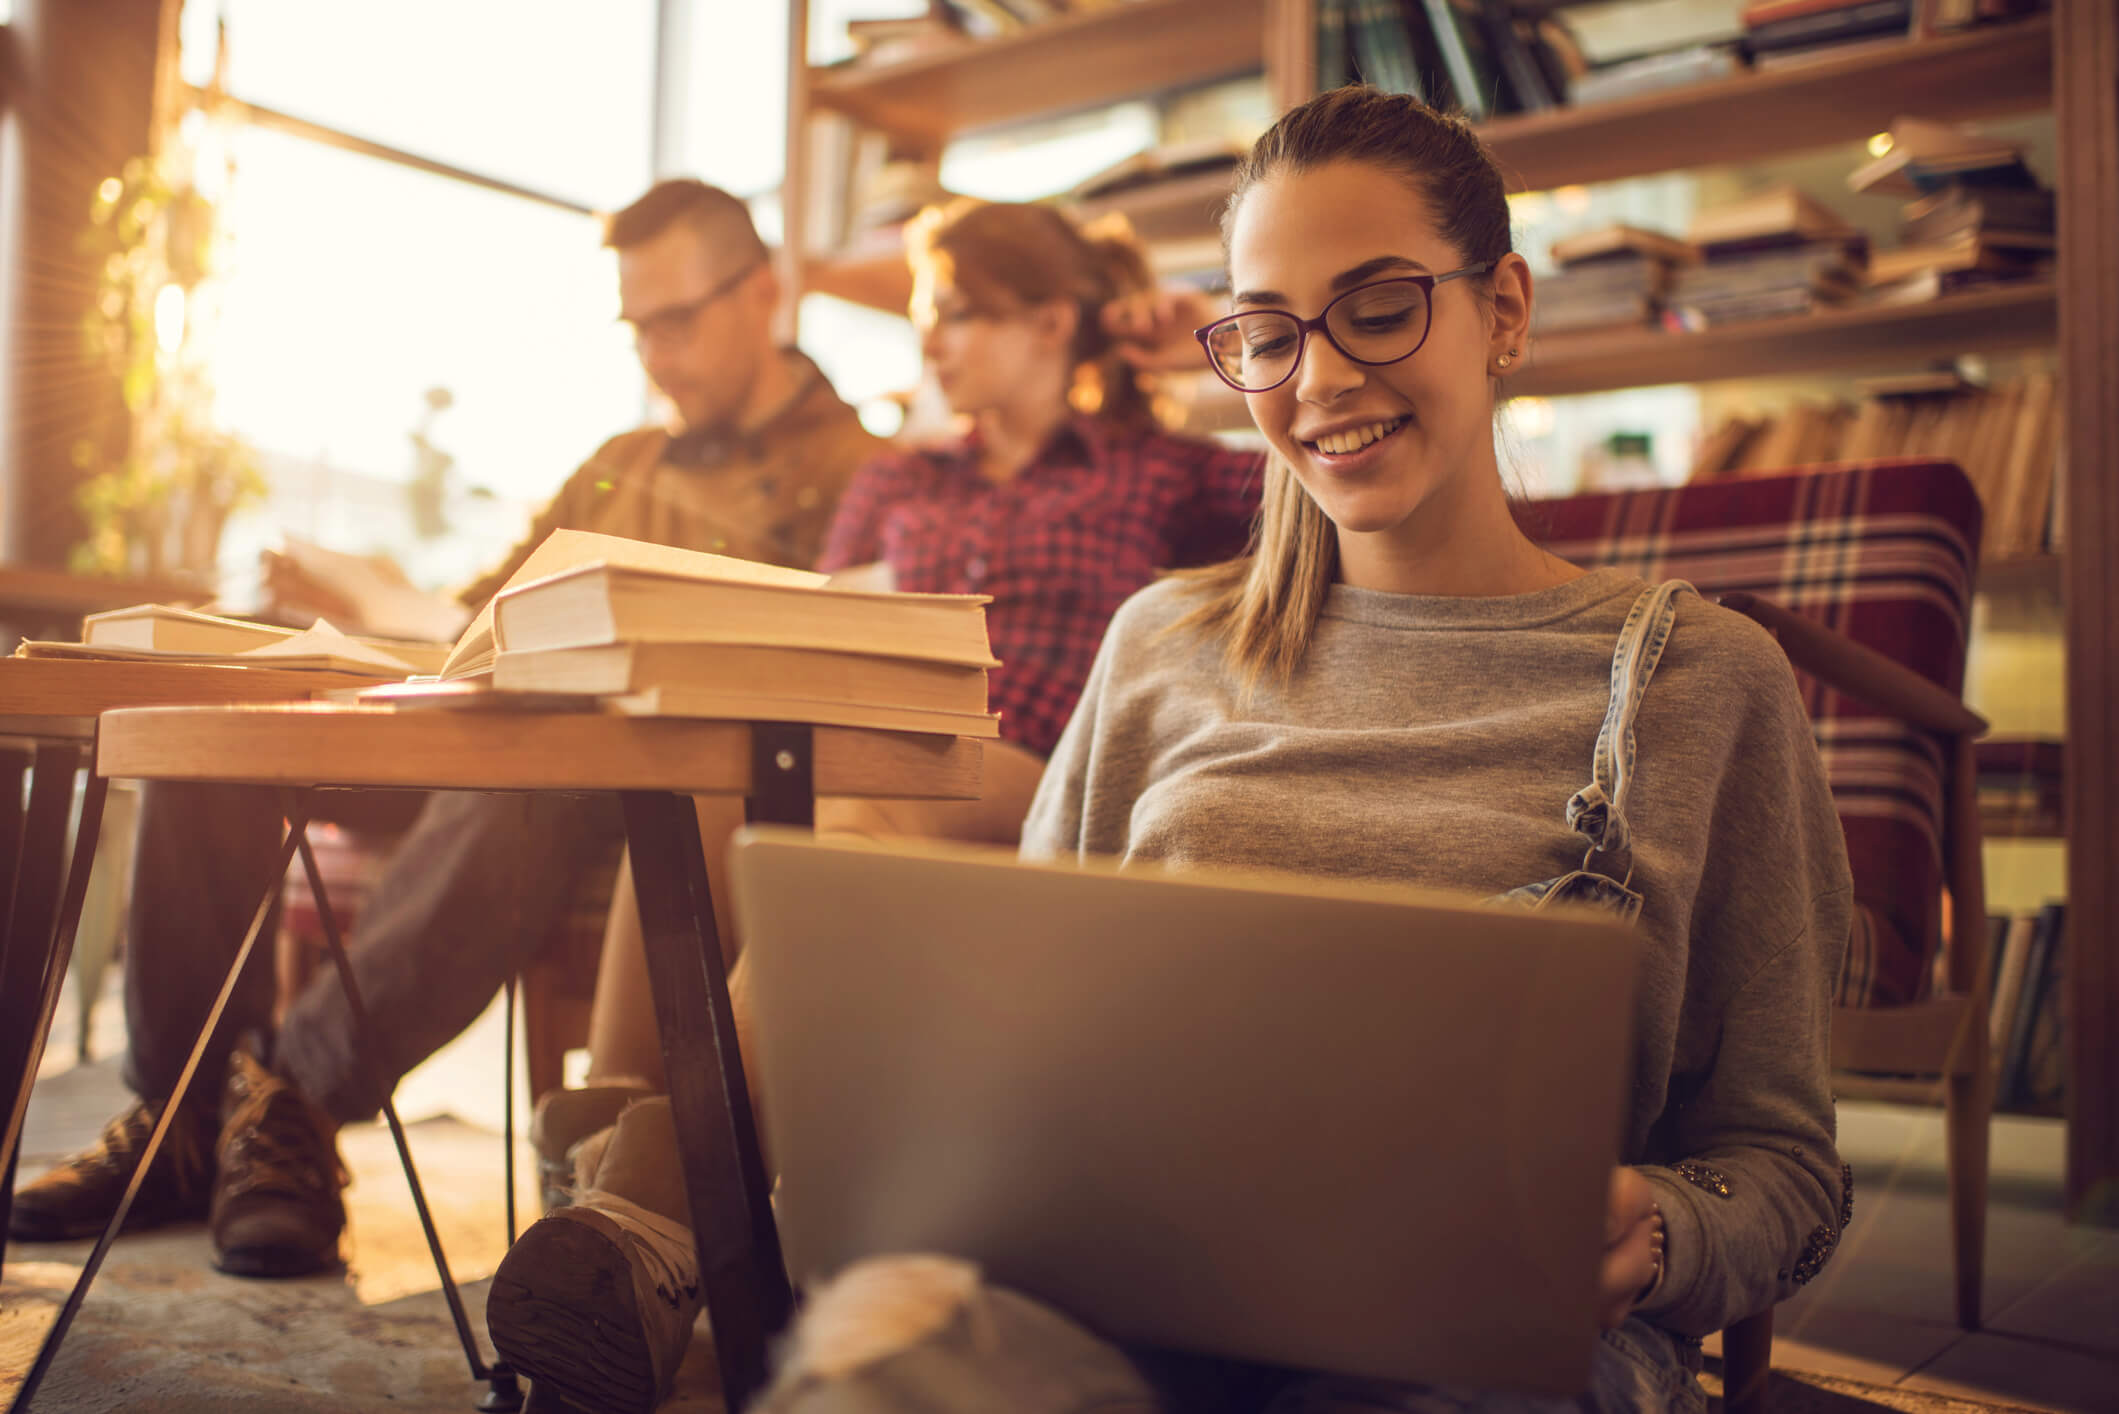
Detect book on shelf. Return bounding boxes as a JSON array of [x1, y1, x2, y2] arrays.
[[1686, 185, 1860, 249], [1902, 184, 2056, 250], [1566, 43, 1744, 107], [1988, 903, 2067, 1110], [1988, 910, 2040, 1058], [1416, 0, 1491, 120], [1743, 0, 1914, 53], [1864, 235, 2042, 286], [1067, 138, 1244, 205], [1846, 117, 2031, 197], [2009, 903, 2068, 1110], [1475, 2, 1559, 111], [1550, 224, 1699, 268], [492, 561, 998, 669]]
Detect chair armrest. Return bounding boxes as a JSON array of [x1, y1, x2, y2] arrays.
[[1717, 592, 1987, 739]]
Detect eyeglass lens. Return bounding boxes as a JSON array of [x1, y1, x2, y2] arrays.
[[1204, 279, 1433, 392]]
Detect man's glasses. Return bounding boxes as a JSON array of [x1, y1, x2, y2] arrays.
[[1193, 265, 1494, 394], [623, 258, 765, 345]]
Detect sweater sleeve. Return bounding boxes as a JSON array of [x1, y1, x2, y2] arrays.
[[1633, 634, 1855, 1336], [1017, 609, 1113, 861]]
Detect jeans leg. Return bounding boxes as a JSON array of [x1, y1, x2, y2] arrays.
[[272, 789, 623, 1126], [755, 1256, 1164, 1414], [119, 783, 287, 1104]]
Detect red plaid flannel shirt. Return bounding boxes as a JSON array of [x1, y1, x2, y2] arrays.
[[818, 416, 1263, 756]]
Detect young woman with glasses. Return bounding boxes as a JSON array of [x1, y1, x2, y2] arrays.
[[755, 86, 1853, 1414]]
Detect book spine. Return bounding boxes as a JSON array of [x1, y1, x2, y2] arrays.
[[1416, 0, 1490, 118], [1478, 0, 1556, 110], [1745, 0, 1913, 51], [1316, 0, 1351, 90]]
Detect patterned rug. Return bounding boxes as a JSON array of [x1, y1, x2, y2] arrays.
[[0, 1254, 2049, 1414]]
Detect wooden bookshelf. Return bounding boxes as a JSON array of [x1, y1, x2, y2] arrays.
[[808, 0, 1268, 142], [1514, 283, 2058, 398], [1478, 15, 2053, 191]]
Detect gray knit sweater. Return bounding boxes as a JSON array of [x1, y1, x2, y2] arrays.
[[1020, 568, 1855, 1338]]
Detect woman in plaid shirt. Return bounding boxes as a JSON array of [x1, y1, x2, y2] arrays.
[[815, 197, 1266, 842]]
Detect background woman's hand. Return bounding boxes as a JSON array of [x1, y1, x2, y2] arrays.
[[1099, 288, 1223, 373], [1597, 1166, 1663, 1330]]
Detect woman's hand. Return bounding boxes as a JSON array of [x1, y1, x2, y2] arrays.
[[1597, 1166, 1665, 1330], [1099, 288, 1223, 373]]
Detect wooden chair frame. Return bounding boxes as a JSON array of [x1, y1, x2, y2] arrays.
[[1715, 591, 1990, 1414]]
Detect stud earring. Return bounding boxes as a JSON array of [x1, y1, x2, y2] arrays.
[[1496, 352, 1513, 369]]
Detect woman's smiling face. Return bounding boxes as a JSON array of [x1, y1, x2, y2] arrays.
[[1224, 159, 1515, 548]]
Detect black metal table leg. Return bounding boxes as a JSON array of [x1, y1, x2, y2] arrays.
[[0, 751, 107, 1283], [621, 785, 791, 1414], [0, 744, 32, 949], [7, 795, 309, 1414], [289, 805, 519, 1413], [0, 742, 90, 1283]]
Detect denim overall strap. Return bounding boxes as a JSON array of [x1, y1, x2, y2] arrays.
[[1563, 580, 1697, 869]]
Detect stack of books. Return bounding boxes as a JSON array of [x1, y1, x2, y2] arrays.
[[1317, 0, 1580, 119], [488, 546, 1001, 738], [1849, 118, 2056, 305], [1533, 225, 1696, 336], [1667, 186, 1865, 328]]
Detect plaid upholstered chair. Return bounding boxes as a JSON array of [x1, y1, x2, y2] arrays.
[[1539, 459, 1990, 1411]]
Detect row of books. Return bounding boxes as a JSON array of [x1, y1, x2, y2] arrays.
[[1978, 738, 2063, 839], [1980, 902, 2067, 1113], [1567, 0, 2038, 107], [1689, 369, 2062, 561], [1534, 115, 2053, 340], [1317, 1, 1586, 120], [18, 529, 1005, 740]]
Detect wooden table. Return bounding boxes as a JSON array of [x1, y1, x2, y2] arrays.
[[21, 701, 981, 1414]]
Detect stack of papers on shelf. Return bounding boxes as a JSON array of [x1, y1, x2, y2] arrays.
[[484, 545, 1000, 737]]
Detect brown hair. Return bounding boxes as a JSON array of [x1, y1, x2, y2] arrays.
[[604, 179, 769, 266], [1176, 86, 1517, 691], [906, 198, 1159, 427]]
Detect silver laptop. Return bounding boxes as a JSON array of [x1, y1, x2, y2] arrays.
[[729, 830, 1641, 1397]]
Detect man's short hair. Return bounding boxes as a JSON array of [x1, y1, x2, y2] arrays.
[[604, 179, 769, 265]]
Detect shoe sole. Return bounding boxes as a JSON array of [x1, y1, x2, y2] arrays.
[[487, 1214, 658, 1414], [212, 1243, 342, 1279]]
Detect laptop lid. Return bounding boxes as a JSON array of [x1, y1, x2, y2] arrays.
[[730, 830, 1640, 1397]]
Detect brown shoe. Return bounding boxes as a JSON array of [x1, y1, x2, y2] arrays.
[[7, 1092, 217, 1241], [488, 1097, 700, 1414], [209, 1051, 348, 1278]]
